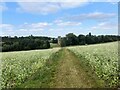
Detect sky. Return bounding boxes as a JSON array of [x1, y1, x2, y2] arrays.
[[0, 1, 119, 37]]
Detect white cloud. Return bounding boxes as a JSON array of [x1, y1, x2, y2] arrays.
[[17, 2, 61, 14], [31, 22, 51, 28], [0, 2, 8, 11], [57, 1, 88, 8], [2, 0, 119, 2], [20, 22, 51, 30], [91, 22, 118, 30], [90, 0, 119, 2], [1, 0, 117, 15], [16, 1, 88, 14], [1, 20, 82, 36], [1, 20, 117, 36], [54, 19, 82, 26], [1, 22, 51, 36], [87, 12, 115, 19], [0, 24, 14, 30], [0, 24, 15, 36], [57, 21, 81, 26], [54, 20, 63, 23], [66, 12, 116, 21]]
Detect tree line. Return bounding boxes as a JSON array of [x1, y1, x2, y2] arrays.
[[2, 35, 51, 52], [58, 33, 120, 47], [1, 33, 120, 52]]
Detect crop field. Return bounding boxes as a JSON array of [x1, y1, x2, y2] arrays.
[[1, 48, 60, 88], [0, 42, 119, 88], [2, 1, 119, 88], [67, 42, 119, 87]]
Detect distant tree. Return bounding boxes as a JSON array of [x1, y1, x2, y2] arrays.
[[2, 33, 120, 51], [44, 40, 50, 49], [14, 36, 18, 39], [85, 32, 95, 44], [66, 33, 79, 46], [2, 35, 51, 52], [88, 32, 92, 36], [29, 35, 34, 39], [85, 34, 91, 44], [78, 34, 86, 45], [50, 38, 58, 43], [12, 42, 20, 51]]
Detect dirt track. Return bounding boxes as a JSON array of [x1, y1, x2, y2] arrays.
[[51, 49, 103, 88]]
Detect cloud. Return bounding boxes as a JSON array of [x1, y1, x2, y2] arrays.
[[0, 2, 8, 11], [0, 24, 15, 36], [16, 1, 88, 14], [66, 12, 116, 21], [1, 22, 51, 36], [1, 21, 118, 37], [56, 1, 88, 8], [20, 22, 51, 30], [1, 20, 82, 36], [2, 0, 119, 2], [88, 21, 118, 35], [54, 19, 82, 26], [0, 24, 14, 30], [27, 22, 51, 28], [55, 21, 82, 26], [17, 2, 60, 14], [91, 22, 118, 30], [90, 0, 119, 2]]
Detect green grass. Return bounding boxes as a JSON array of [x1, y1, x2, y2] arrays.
[[67, 41, 119, 87], [1, 42, 119, 88], [1, 48, 60, 88], [17, 49, 63, 88], [50, 43, 59, 48]]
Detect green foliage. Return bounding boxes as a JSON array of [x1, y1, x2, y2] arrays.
[[18, 49, 63, 88], [50, 43, 59, 48], [49, 38, 58, 43], [1, 48, 60, 88], [78, 34, 86, 45], [58, 32, 119, 47], [66, 33, 79, 46], [67, 42, 119, 87], [2, 33, 120, 50], [60, 38, 66, 47], [2, 36, 51, 52]]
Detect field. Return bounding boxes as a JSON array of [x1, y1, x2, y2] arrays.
[[50, 43, 59, 48], [1, 48, 60, 88], [67, 42, 119, 87], [1, 42, 119, 88]]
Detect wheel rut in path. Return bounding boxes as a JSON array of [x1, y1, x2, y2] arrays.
[[51, 48, 103, 88]]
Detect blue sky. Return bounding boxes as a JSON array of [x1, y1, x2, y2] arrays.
[[0, 1, 118, 37]]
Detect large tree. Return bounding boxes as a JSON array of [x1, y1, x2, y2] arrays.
[[78, 34, 86, 45], [66, 33, 79, 46]]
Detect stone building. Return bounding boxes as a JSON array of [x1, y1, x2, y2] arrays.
[[58, 36, 61, 46]]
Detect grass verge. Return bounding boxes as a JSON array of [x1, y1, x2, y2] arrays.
[[16, 49, 63, 88]]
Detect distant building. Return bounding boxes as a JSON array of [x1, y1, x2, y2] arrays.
[[58, 36, 61, 46]]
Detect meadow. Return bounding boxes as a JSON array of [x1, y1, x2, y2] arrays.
[[1, 48, 60, 88], [1, 42, 119, 88], [67, 42, 119, 87]]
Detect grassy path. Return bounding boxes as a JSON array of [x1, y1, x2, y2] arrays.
[[18, 48, 104, 88], [50, 48, 104, 88]]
